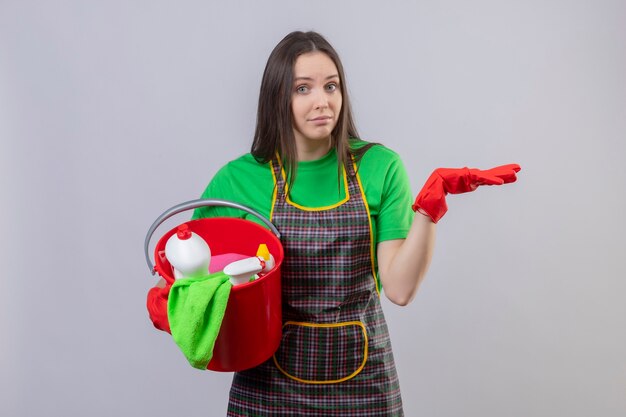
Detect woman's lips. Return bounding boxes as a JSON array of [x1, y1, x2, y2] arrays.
[[309, 116, 332, 125]]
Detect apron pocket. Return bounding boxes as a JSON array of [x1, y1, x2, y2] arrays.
[[272, 320, 368, 384]]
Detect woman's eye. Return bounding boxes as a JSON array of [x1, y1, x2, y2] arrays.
[[296, 85, 309, 93], [326, 83, 338, 92]]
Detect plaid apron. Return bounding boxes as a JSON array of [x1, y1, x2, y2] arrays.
[[227, 158, 403, 416]]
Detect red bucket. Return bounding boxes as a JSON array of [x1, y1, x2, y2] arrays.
[[145, 199, 283, 372]]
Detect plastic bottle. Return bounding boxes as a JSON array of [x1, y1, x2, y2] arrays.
[[256, 244, 275, 272], [223, 257, 264, 285], [223, 244, 275, 285], [165, 224, 211, 279]]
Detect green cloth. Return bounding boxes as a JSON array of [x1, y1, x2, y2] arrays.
[[167, 272, 232, 370], [192, 139, 414, 244]]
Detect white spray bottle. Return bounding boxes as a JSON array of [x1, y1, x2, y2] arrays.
[[223, 243, 275, 285]]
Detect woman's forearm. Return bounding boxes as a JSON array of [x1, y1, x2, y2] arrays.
[[377, 213, 436, 306]]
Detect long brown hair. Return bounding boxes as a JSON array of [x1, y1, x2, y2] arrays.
[[251, 31, 374, 191]]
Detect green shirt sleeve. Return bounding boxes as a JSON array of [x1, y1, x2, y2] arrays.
[[376, 152, 414, 242]]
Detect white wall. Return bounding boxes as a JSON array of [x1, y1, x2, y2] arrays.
[[1, 1, 624, 416]]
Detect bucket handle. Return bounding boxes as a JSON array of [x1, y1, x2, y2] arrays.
[[144, 198, 280, 275]]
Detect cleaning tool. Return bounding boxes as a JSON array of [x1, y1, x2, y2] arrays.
[[145, 199, 284, 372], [209, 253, 250, 273], [412, 164, 521, 223], [147, 251, 249, 334], [167, 272, 232, 369], [256, 243, 275, 271], [165, 224, 211, 279], [224, 256, 265, 285], [223, 244, 276, 285]]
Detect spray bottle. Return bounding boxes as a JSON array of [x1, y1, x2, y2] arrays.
[[223, 243, 275, 285]]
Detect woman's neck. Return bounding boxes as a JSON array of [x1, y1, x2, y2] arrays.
[[295, 137, 332, 161]]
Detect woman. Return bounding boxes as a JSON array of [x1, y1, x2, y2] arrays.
[[150, 31, 520, 416]]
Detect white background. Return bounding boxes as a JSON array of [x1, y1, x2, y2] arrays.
[[1, 1, 625, 416]]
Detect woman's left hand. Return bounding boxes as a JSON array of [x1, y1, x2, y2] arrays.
[[412, 164, 521, 223]]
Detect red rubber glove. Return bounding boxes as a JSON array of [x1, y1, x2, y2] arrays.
[[412, 164, 521, 223], [147, 284, 172, 333]]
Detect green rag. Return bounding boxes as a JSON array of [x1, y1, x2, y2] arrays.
[[167, 272, 232, 369]]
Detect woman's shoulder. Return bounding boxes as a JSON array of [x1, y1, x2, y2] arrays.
[[194, 152, 274, 221], [222, 153, 268, 170], [205, 153, 274, 196], [350, 138, 404, 166], [213, 153, 271, 179]]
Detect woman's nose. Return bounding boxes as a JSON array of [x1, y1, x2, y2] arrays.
[[313, 90, 329, 109]]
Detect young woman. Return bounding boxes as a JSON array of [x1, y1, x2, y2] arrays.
[[150, 31, 520, 416]]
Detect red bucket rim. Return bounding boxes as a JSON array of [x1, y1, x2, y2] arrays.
[[153, 217, 284, 287]]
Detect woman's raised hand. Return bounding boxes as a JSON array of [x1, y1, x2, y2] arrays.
[[412, 164, 521, 223]]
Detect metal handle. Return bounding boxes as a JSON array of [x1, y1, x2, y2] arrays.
[[144, 199, 280, 275]]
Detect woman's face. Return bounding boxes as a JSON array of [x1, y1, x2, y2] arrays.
[[291, 51, 342, 158]]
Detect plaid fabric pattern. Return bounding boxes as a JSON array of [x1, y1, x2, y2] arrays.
[[227, 160, 404, 416], [274, 322, 367, 383]]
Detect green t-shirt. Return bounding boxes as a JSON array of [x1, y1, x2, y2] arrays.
[[192, 140, 414, 244]]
